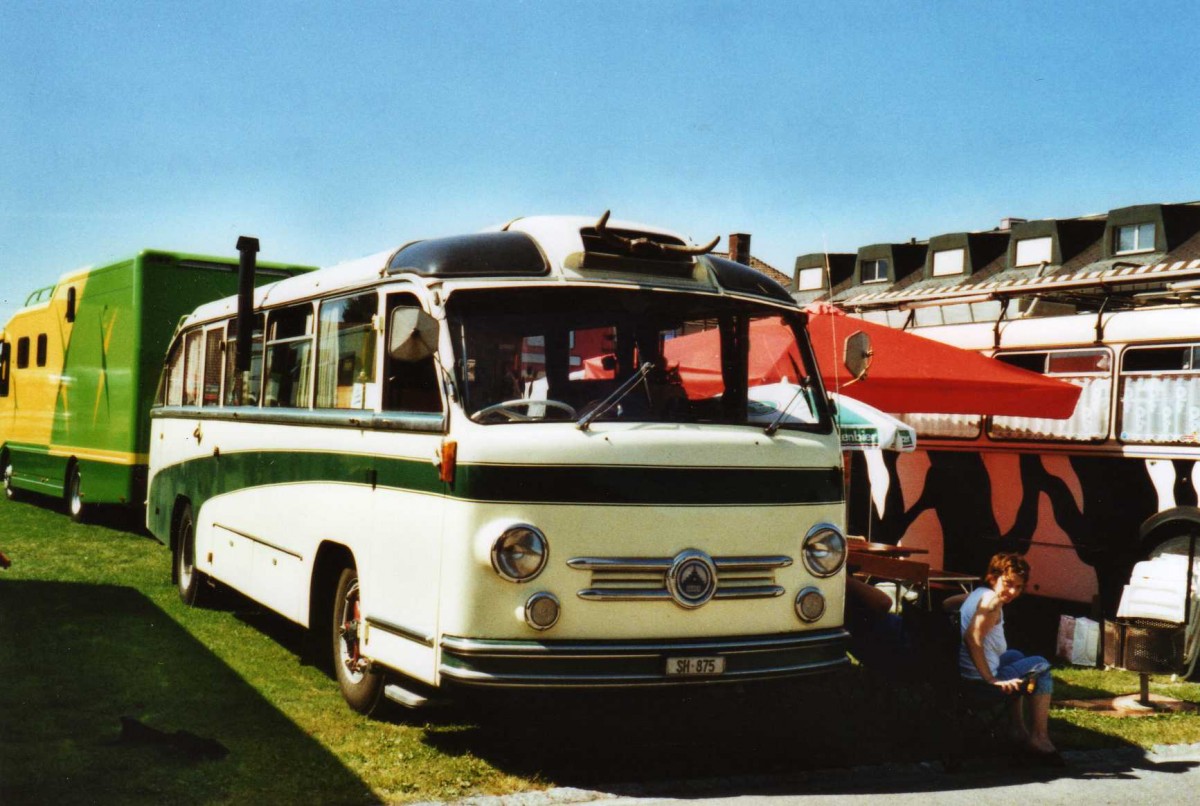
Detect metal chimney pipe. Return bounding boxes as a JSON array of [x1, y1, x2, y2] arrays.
[[235, 236, 260, 403]]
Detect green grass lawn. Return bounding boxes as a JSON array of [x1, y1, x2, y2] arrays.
[[2, 495, 1200, 804]]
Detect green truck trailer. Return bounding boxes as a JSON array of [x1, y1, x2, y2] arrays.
[[0, 249, 315, 520]]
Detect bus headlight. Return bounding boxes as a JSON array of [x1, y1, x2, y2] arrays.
[[795, 586, 826, 622], [491, 524, 548, 582], [801, 523, 846, 577], [524, 592, 560, 630]]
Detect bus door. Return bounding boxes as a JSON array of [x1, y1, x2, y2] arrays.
[[363, 293, 447, 682]]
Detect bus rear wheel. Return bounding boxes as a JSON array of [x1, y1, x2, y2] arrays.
[[175, 502, 208, 606], [66, 465, 87, 523], [332, 567, 385, 715]]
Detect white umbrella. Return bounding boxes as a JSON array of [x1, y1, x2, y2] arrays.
[[830, 392, 916, 453], [746, 383, 916, 452]]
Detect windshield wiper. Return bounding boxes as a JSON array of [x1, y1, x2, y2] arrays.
[[764, 378, 812, 437], [576, 362, 654, 431]]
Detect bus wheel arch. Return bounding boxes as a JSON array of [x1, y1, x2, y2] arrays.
[[172, 497, 207, 606], [1139, 507, 1200, 551], [311, 542, 386, 715]]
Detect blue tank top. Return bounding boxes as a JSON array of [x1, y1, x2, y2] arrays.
[[959, 586, 1006, 680]]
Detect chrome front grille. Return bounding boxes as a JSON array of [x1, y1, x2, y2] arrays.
[[568, 555, 791, 601]]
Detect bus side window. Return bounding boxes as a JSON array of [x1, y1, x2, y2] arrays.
[[224, 315, 265, 406], [202, 329, 223, 406], [182, 330, 204, 406], [0, 341, 9, 396], [16, 337, 29, 369], [384, 295, 441, 413], [66, 287, 77, 323], [263, 304, 315, 408], [36, 334, 47, 367], [316, 292, 378, 410], [161, 338, 186, 406]]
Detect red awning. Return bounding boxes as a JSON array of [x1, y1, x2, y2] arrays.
[[647, 305, 1081, 418], [804, 308, 1081, 417]]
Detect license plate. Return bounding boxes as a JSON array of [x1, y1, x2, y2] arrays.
[[666, 656, 725, 676]]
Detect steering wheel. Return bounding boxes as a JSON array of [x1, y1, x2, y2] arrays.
[[470, 399, 578, 423]]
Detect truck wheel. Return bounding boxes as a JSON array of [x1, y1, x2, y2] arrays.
[[3, 460, 19, 501], [66, 465, 87, 523], [175, 502, 208, 606], [332, 566, 385, 715]]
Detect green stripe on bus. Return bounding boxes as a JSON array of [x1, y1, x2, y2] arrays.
[[148, 450, 842, 538]]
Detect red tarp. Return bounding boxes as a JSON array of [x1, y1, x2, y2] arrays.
[[641, 306, 1082, 418]]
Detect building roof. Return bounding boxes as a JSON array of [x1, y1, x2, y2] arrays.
[[795, 199, 1200, 314]]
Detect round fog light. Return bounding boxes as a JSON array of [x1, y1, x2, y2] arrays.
[[524, 592, 560, 631], [795, 586, 826, 623]]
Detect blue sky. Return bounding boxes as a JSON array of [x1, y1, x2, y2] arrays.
[[3, 1, 1199, 324]]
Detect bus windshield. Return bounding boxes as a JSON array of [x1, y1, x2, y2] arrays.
[[447, 287, 830, 430]]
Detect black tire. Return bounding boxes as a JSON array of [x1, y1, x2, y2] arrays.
[[65, 464, 87, 523], [174, 502, 208, 606], [332, 566, 385, 715]]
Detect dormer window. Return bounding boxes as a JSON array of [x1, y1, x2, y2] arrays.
[[1014, 236, 1053, 267], [796, 267, 824, 291], [861, 259, 888, 283], [1114, 222, 1156, 254], [932, 248, 965, 277]]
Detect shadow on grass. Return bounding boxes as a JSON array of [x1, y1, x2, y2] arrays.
[[0, 580, 376, 805], [421, 663, 1195, 797], [4, 490, 156, 542]]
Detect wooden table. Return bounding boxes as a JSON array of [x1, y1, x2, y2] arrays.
[[847, 541, 977, 611], [848, 539, 929, 558], [848, 551, 930, 613]]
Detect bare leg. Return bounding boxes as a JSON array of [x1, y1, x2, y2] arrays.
[[1008, 698, 1029, 743], [1026, 693, 1056, 753]]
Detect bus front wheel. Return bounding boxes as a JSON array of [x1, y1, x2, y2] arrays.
[[175, 502, 208, 606], [332, 567, 385, 715]]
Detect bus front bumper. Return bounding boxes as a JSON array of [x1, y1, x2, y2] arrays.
[[438, 628, 849, 688]]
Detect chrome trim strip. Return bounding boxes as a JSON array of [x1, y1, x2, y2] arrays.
[[365, 616, 435, 647], [577, 589, 674, 601], [569, 555, 793, 571], [438, 655, 849, 687], [440, 629, 848, 658], [714, 585, 785, 599], [568, 557, 673, 571], [714, 556, 793, 570], [152, 405, 446, 434], [211, 522, 303, 560], [579, 586, 784, 601]]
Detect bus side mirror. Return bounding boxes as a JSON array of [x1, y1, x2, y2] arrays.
[[388, 307, 438, 362], [843, 331, 872, 382]]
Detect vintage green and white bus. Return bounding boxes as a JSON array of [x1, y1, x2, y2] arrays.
[[146, 214, 850, 713], [0, 250, 315, 520]]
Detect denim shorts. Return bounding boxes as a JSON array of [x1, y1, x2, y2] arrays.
[[997, 649, 1053, 696]]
